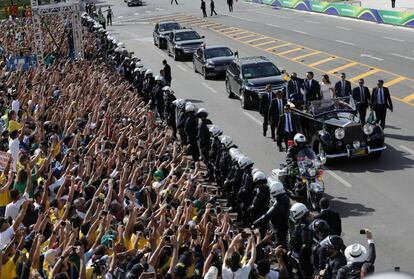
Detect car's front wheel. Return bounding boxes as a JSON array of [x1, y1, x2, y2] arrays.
[[240, 91, 249, 109], [173, 49, 179, 61], [225, 79, 234, 98], [202, 67, 208, 80]]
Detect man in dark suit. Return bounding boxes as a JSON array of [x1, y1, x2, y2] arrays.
[[370, 79, 393, 129], [277, 105, 300, 151], [334, 73, 352, 98], [269, 90, 286, 146], [303, 71, 321, 103], [162, 59, 172, 86], [259, 84, 274, 138], [287, 72, 304, 109], [352, 78, 371, 125], [313, 197, 342, 236]]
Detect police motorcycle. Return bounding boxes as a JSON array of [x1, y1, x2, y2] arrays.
[[272, 148, 325, 211]]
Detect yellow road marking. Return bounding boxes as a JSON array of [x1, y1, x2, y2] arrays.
[[230, 31, 251, 37], [216, 27, 235, 32], [384, 76, 407, 87], [221, 28, 240, 33], [402, 93, 414, 103], [253, 40, 278, 47], [349, 68, 382, 82], [291, 51, 321, 61], [200, 22, 223, 28], [178, 18, 199, 23], [225, 29, 244, 35], [236, 33, 258, 40], [265, 43, 291, 51], [328, 62, 359, 74], [191, 21, 214, 26], [307, 56, 337, 67], [244, 36, 269, 44], [278, 47, 304, 56], [143, 14, 183, 21]]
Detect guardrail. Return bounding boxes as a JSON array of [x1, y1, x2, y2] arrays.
[[249, 0, 414, 28]]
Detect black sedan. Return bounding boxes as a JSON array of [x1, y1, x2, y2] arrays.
[[292, 97, 386, 161], [153, 21, 182, 49], [127, 0, 142, 6], [193, 45, 235, 79], [167, 29, 204, 61]]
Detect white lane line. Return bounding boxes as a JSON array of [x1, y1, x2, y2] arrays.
[[176, 64, 188, 72], [293, 29, 307, 35], [134, 12, 140, 15], [228, 15, 253, 22], [384, 36, 405, 42], [400, 145, 414, 155], [304, 20, 319, 24], [243, 111, 262, 126], [360, 53, 384, 61], [325, 169, 352, 188], [145, 10, 152, 13], [335, 40, 355, 46], [336, 26, 351, 31], [201, 82, 218, 94], [117, 16, 124, 19], [266, 23, 280, 28], [392, 53, 414, 61]]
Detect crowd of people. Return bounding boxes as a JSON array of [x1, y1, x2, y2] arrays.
[[0, 8, 382, 279]]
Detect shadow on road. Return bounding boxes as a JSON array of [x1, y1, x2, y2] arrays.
[[384, 133, 414, 142], [327, 144, 413, 173], [185, 99, 204, 103], [326, 195, 375, 218]]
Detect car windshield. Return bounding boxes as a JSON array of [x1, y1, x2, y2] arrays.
[[297, 148, 317, 162], [309, 97, 356, 118], [242, 62, 281, 79], [159, 23, 181, 32], [204, 47, 233, 59], [175, 31, 200, 41]]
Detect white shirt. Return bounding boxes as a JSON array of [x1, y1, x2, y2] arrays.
[[0, 226, 14, 250], [48, 176, 65, 200], [284, 113, 292, 133], [11, 100, 20, 114], [8, 137, 20, 172], [222, 264, 251, 279], [320, 82, 333, 100], [5, 193, 29, 221]]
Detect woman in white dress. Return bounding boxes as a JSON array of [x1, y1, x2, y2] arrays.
[[320, 74, 334, 100]]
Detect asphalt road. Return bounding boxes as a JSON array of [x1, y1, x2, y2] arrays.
[[101, 0, 414, 271]]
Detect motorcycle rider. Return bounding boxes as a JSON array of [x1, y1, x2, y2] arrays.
[[248, 170, 270, 235], [285, 133, 309, 190], [197, 108, 213, 177], [163, 86, 177, 137], [253, 180, 290, 248], [150, 76, 165, 118], [237, 155, 255, 225], [309, 219, 332, 275], [142, 69, 155, 104], [289, 202, 314, 278], [318, 235, 347, 279], [184, 103, 199, 162], [208, 125, 222, 186]]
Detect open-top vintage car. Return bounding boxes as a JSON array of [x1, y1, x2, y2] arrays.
[[292, 97, 386, 161]]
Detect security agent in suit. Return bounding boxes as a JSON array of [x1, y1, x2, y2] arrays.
[[371, 79, 393, 129], [304, 71, 321, 103], [334, 73, 352, 97], [259, 84, 274, 138], [287, 72, 305, 109], [352, 79, 371, 125], [313, 197, 342, 236], [268, 90, 286, 142], [277, 105, 301, 151]]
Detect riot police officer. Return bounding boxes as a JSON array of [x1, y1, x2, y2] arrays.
[[309, 219, 332, 275], [248, 170, 270, 234], [142, 69, 155, 104], [318, 235, 347, 279], [163, 86, 177, 137], [208, 125, 223, 185], [217, 135, 234, 190], [173, 99, 187, 145], [224, 148, 243, 210], [197, 108, 213, 171], [151, 76, 165, 118], [237, 155, 255, 225], [184, 103, 200, 162]]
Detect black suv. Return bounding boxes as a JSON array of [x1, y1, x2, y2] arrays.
[[167, 29, 205, 61], [153, 21, 182, 49], [225, 56, 286, 109]]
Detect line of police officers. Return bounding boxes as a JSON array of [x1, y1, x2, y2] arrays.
[[87, 22, 377, 279]]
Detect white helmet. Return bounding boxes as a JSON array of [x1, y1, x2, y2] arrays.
[[155, 75, 162, 81], [185, 103, 196, 112], [136, 61, 143, 68], [114, 47, 123, 53], [173, 98, 186, 108], [229, 148, 242, 162], [293, 133, 307, 145], [145, 69, 153, 76], [117, 42, 125, 47], [134, 68, 141, 73], [220, 135, 233, 149], [252, 171, 267, 184], [238, 155, 253, 170], [208, 125, 222, 137], [344, 243, 368, 264], [197, 108, 208, 116], [162, 86, 171, 91], [289, 203, 309, 222], [268, 178, 285, 198], [251, 168, 260, 175]]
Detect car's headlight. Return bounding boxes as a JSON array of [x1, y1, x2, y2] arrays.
[[244, 86, 256, 91], [175, 45, 183, 49], [363, 123, 374, 135], [334, 128, 345, 140], [308, 168, 316, 177], [206, 62, 215, 68]]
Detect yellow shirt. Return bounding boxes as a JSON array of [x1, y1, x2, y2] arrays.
[[1, 258, 17, 279], [0, 174, 10, 207], [8, 120, 22, 133]]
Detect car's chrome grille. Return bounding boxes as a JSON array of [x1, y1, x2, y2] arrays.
[[344, 123, 363, 145], [254, 83, 285, 94]]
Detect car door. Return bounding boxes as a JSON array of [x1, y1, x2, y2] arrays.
[[153, 24, 159, 44], [232, 64, 242, 96], [194, 48, 203, 72], [167, 32, 174, 53], [226, 62, 237, 91]]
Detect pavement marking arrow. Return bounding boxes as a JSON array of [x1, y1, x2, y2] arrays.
[[360, 54, 384, 61]]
